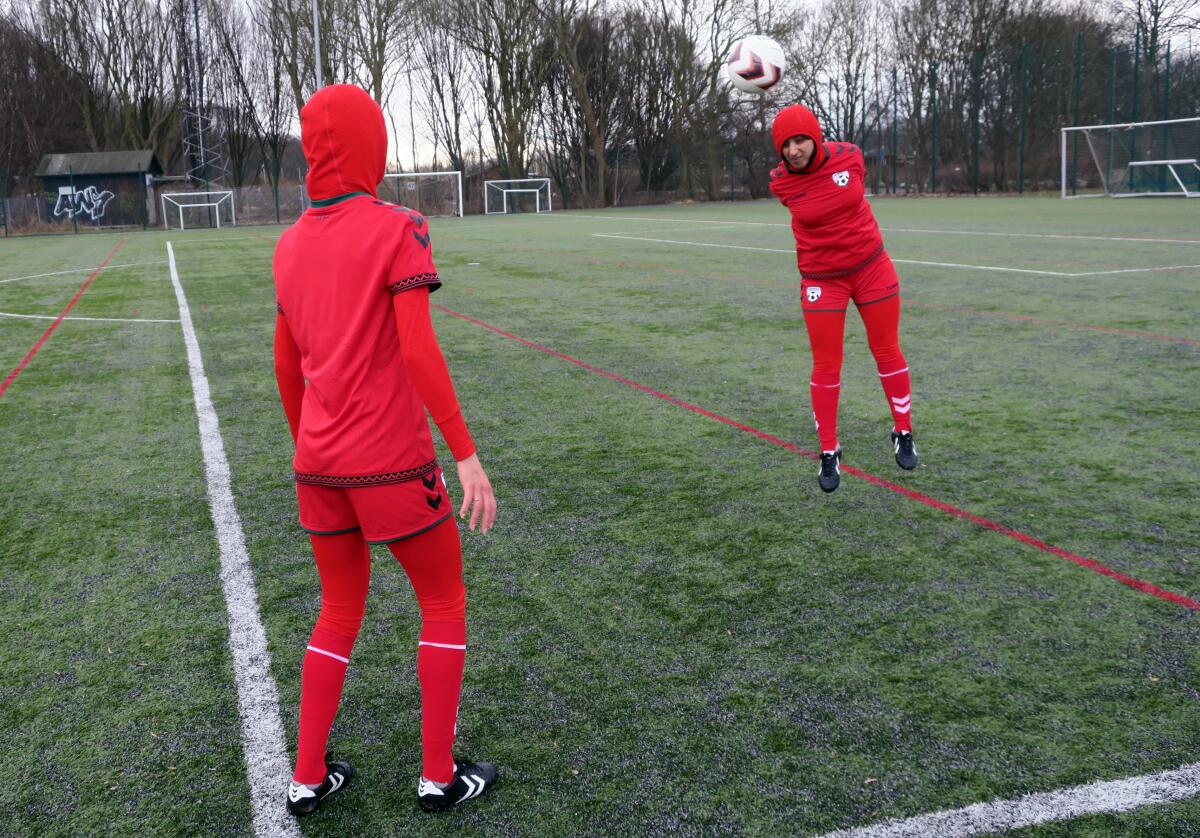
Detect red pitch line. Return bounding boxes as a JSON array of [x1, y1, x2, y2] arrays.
[[433, 302, 1200, 612], [905, 299, 1200, 347], [1, 240, 125, 398]]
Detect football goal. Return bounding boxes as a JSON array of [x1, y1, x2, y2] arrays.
[[1061, 117, 1200, 199], [381, 171, 463, 217], [484, 178, 553, 214], [161, 190, 236, 229]]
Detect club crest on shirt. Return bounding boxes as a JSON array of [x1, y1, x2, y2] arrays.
[[832, 171, 850, 187], [806, 286, 822, 302]]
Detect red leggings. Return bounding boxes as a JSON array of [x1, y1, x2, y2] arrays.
[[294, 516, 465, 784], [804, 293, 911, 451]]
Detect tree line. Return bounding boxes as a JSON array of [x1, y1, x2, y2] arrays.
[[1, 0, 1196, 208]]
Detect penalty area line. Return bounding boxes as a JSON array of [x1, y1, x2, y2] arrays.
[[814, 761, 1200, 838], [0, 259, 168, 284], [166, 242, 301, 838], [432, 302, 1200, 613], [592, 233, 1200, 277], [0, 311, 180, 324], [0, 240, 124, 398]]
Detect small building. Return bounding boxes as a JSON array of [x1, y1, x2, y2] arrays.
[[35, 150, 163, 227]]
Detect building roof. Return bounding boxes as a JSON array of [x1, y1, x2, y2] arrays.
[[35, 150, 163, 177]]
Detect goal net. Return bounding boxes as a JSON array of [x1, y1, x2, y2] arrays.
[[381, 171, 463, 217], [161, 190, 236, 229], [484, 178, 553, 214], [1062, 117, 1200, 198]]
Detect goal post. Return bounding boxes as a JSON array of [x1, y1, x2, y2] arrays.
[[1061, 117, 1200, 199], [484, 178, 553, 214], [161, 190, 236, 229], [381, 171, 463, 217]]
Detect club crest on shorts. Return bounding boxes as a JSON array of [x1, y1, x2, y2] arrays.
[[832, 171, 850, 187], [806, 286, 822, 303]]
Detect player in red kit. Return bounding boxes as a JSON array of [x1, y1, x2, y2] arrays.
[[273, 84, 497, 815], [768, 103, 918, 493]]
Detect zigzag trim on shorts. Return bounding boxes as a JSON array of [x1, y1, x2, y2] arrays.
[[295, 458, 438, 487], [388, 272, 441, 295], [799, 243, 884, 280]]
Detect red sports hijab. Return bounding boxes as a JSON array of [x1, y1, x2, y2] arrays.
[[771, 104, 825, 171], [301, 84, 387, 201]]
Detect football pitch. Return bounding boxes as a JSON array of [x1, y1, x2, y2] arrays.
[[1, 196, 1198, 837]]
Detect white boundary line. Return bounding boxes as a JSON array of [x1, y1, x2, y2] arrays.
[[565, 213, 1200, 244], [0, 259, 169, 284], [0, 311, 179, 323], [166, 242, 301, 838], [591, 234, 1200, 278], [815, 761, 1200, 837]]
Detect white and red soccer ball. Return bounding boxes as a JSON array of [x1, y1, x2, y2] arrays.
[[724, 35, 786, 94]]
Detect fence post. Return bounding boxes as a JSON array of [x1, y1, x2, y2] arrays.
[[727, 143, 735, 201], [1019, 43, 1029, 193], [272, 159, 281, 224], [1131, 24, 1141, 189], [69, 167, 78, 234], [972, 50, 981, 193], [1106, 47, 1116, 191], [1, 169, 8, 237], [930, 62, 938, 193], [1071, 32, 1083, 196], [891, 67, 898, 194], [138, 166, 147, 230], [1160, 40, 1171, 192]]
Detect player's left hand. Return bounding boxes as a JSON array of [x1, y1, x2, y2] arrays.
[[455, 453, 496, 534]]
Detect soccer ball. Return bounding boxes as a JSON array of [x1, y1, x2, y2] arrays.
[[724, 35, 786, 94]]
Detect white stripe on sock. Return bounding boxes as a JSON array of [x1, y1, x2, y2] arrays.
[[306, 645, 350, 664], [810, 381, 842, 388], [418, 641, 467, 650], [878, 367, 910, 378]]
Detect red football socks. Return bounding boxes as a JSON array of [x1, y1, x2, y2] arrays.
[[803, 308, 847, 452], [415, 621, 466, 783], [859, 294, 912, 433], [388, 518, 467, 784], [293, 532, 370, 785]]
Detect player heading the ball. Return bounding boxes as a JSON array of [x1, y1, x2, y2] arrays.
[[768, 103, 919, 493]]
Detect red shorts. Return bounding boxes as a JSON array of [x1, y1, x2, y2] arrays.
[[296, 466, 453, 544], [800, 252, 899, 313]]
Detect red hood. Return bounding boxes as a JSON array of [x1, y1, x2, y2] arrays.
[[301, 84, 387, 201], [771, 104, 824, 172]]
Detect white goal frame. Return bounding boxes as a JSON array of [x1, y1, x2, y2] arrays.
[[382, 171, 463, 217], [1061, 117, 1200, 199], [161, 190, 236, 229], [484, 178, 553, 214]]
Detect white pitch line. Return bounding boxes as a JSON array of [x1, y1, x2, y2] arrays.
[[0, 259, 168, 284], [0, 311, 179, 323], [592, 233, 1200, 278], [881, 226, 1200, 245], [568, 212, 1200, 244], [166, 242, 301, 838], [814, 761, 1200, 838]]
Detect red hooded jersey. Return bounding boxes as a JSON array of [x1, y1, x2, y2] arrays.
[[273, 85, 444, 484], [769, 104, 885, 279]]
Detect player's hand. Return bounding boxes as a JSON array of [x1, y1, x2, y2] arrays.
[[455, 453, 496, 534]]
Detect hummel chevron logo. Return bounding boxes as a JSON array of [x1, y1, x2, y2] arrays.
[[426, 495, 442, 510], [413, 230, 430, 248], [418, 778, 445, 797], [327, 773, 344, 794], [460, 774, 485, 800], [287, 784, 314, 803], [422, 474, 437, 490]]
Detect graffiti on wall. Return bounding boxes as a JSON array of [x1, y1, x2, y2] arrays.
[[53, 185, 115, 221]]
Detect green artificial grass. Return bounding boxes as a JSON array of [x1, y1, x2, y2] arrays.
[[1, 196, 1197, 836]]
